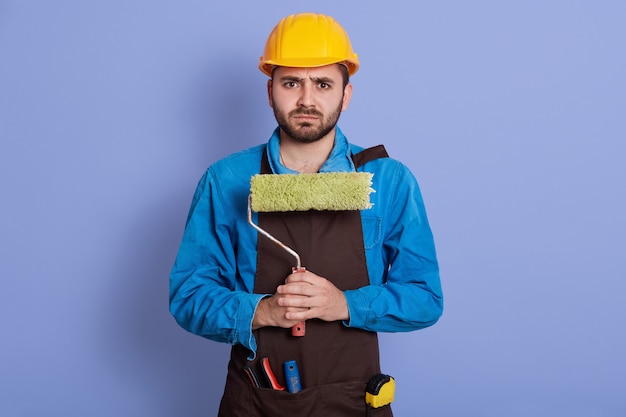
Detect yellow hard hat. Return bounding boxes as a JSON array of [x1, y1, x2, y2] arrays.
[[259, 13, 359, 77]]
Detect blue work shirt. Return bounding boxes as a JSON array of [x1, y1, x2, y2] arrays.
[[170, 127, 443, 357]]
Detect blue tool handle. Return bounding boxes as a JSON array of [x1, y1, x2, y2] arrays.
[[284, 360, 302, 393]]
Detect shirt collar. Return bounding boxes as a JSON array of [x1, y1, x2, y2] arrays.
[[266, 126, 356, 174]]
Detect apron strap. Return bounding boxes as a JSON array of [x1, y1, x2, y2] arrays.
[[352, 144, 389, 168], [261, 147, 271, 174]]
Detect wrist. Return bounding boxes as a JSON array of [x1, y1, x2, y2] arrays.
[[252, 296, 270, 330]]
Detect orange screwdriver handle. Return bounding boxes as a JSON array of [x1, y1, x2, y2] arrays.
[[291, 267, 306, 337]]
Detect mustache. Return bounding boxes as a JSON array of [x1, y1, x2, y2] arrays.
[[289, 108, 323, 117]]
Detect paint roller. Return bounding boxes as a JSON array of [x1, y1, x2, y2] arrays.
[[247, 171, 375, 336]]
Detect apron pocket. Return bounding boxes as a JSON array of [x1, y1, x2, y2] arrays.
[[248, 384, 319, 417], [248, 379, 393, 417]]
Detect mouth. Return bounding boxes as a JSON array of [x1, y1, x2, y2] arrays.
[[291, 113, 321, 125], [293, 115, 318, 123], [290, 109, 322, 119]]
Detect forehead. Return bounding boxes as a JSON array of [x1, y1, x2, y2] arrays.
[[273, 64, 344, 81]]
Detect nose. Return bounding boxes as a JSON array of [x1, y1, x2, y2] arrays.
[[296, 83, 315, 108]]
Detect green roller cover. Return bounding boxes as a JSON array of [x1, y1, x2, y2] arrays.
[[250, 172, 374, 212]]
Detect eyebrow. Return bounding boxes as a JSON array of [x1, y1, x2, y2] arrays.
[[279, 75, 336, 85]]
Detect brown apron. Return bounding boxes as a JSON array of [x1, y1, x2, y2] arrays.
[[218, 146, 392, 417]]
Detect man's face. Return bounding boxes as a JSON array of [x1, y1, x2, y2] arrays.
[[268, 64, 352, 144]]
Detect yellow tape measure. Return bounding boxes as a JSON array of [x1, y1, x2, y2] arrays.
[[365, 374, 395, 409]]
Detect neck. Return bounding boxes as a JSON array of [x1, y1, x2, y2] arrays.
[[279, 129, 336, 173]]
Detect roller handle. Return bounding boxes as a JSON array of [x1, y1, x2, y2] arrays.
[[291, 267, 306, 337]]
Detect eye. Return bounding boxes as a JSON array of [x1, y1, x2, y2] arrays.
[[319, 82, 330, 89], [284, 81, 298, 88]]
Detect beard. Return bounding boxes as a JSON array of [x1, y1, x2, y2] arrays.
[[273, 98, 343, 144]]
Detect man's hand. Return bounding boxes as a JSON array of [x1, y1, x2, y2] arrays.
[[277, 270, 349, 322], [252, 294, 305, 330], [252, 270, 350, 330]]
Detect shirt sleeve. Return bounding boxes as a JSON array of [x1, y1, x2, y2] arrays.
[[169, 169, 264, 356], [343, 162, 443, 332]]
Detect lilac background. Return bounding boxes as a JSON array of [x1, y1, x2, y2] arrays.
[[1, 1, 625, 416]]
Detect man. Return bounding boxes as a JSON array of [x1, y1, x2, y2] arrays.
[[170, 12, 443, 416]]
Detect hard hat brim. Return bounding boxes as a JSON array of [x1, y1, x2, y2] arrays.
[[259, 57, 359, 77]]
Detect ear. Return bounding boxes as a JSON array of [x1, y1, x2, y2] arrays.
[[267, 79, 274, 108], [341, 83, 353, 111]]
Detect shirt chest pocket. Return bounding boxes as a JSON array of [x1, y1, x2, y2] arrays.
[[361, 215, 382, 250]]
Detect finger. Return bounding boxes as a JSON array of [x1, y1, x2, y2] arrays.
[[285, 271, 319, 284], [285, 307, 316, 321], [277, 293, 310, 308], [277, 283, 314, 297]]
